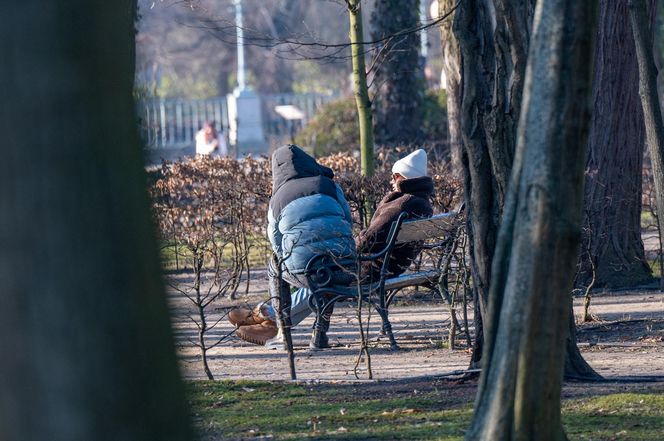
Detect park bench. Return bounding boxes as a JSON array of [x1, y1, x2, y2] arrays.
[[281, 209, 463, 353]]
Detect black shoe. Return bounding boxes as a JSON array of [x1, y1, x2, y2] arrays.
[[310, 299, 334, 350], [309, 329, 330, 350]]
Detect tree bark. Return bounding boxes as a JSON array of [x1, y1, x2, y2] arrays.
[[465, 0, 598, 439], [371, 0, 424, 146], [580, 0, 654, 289], [453, 0, 497, 367], [564, 301, 603, 380], [439, 0, 462, 175], [348, 0, 375, 177], [485, 0, 535, 205], [453, 0, 534, 368], [629, 0, 664, 291], [0, 2, 192, 441]]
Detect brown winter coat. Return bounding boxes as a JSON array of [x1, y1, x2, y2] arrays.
[[356, 176, 434, 279]]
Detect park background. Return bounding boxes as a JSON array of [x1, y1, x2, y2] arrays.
[[3, 1, 664, 441]]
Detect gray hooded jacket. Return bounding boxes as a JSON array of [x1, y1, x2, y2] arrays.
[[268, 145, 356, 275]]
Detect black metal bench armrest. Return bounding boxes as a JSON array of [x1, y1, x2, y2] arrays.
[[356, 211, 410, 262]]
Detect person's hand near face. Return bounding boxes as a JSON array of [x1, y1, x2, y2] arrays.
[[391, 173, 405, 191]]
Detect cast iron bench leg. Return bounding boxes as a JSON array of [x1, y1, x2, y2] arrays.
[[377, 289, 399, 350], [311, 295, 325, 334]]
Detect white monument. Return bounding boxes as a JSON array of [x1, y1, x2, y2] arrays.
[[227, 89, 266, 157], [227, 0, 266, 157]]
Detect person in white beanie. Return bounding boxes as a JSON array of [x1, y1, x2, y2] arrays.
[[356, 148, 434, 277], [391, 148, 428, 181]]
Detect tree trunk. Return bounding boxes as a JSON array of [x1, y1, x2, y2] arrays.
[[0, 2, 192, 441], [453, 0, 534, 368], [371, 0, 424, 146], [453, 0, 497, 367], [580, 0, 653, 289], [439, 0, 462, 175], [348, 0, 375, 177], [564, 301, 603, 380], [629, 0, 664, 291], [484, 0, 534, 205], [466, 1, 598, 439], [269, 0, 307, 92]]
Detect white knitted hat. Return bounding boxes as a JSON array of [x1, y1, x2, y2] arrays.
[[392, 149, 428, 179]]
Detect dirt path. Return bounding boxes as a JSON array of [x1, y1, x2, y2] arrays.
[[167, 274, 664, 382]]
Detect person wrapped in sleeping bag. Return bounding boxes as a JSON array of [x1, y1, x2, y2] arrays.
[[233, 144, 356, 349], [268, 144, 356, 278]]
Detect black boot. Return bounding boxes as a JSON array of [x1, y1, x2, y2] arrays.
[[309, 302, 334, 350], [310, 329, 329, 350]]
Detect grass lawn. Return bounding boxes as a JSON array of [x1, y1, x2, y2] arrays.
[[187, 381, 664, 440]]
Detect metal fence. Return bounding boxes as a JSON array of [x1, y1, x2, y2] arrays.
[[138, 97, 228, 150], [137, 93, 337, 151]]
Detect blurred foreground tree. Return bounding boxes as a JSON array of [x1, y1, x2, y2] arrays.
[[579, 0, 655, 289], [466, 1, 598, 439], [0, 2, 192, 440]]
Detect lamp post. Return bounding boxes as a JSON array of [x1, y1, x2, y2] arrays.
[[227, 0, 266, 156], [420, 0, 428, 59], [430, 0, 439, 19], [233, 0, 246, 94]]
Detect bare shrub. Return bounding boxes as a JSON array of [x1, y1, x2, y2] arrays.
[[149, 156, 271, 378]]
